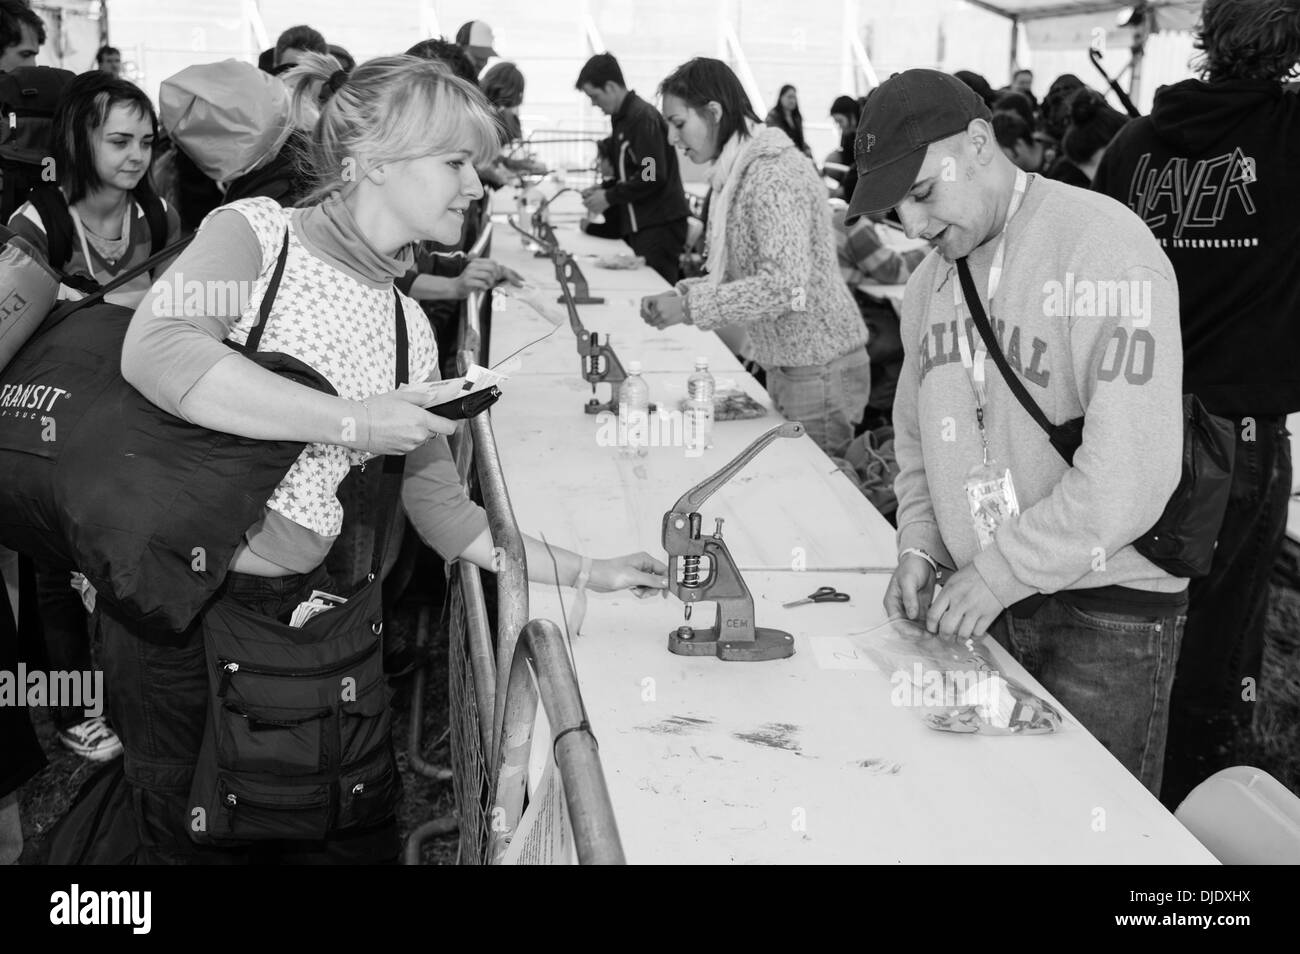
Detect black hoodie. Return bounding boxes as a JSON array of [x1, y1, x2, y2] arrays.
[[1093, 79, 1300, 417]]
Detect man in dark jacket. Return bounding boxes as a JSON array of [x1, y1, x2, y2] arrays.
[[576, 52, 690, 283], [1092, 0, 1300, 810]]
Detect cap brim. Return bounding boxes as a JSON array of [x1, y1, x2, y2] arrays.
[[844, 148, 925, 224], [472, 45, 498, 59]]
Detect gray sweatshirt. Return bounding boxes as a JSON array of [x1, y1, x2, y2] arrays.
[[893, 175, 1189, 607]]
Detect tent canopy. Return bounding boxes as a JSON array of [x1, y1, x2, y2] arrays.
[[964, 0, 1201, 28]]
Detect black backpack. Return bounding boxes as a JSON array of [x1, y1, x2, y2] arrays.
[[22, 185, 167, 293], [0, 66, 76, 224]]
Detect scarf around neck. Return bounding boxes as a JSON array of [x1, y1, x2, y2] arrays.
[[705, 118, 761, 285], [296, 192, 414, 287]]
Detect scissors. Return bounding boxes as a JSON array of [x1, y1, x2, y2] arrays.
[[782, 586, 851, 608]]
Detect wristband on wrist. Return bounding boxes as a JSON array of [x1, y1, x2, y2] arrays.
[[354, 400, 373, 455], [568, 556, 594, 637], [572, 555, 593, 590], [899, 547, 938, 574]]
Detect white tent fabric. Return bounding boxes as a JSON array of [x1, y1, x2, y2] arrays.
[[965, 0, 1202, 27]]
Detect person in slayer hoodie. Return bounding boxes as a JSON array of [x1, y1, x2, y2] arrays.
[[1092, 0, 1300, 810]]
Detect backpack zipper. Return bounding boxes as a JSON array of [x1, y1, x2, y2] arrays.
[[216, 640, 379, 696]]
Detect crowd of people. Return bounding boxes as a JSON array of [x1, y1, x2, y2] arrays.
[[0, 0, 1297, 865]]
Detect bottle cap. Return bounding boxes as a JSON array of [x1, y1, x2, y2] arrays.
[[627, 360, 642, 374], [695, 356, 709, 367]]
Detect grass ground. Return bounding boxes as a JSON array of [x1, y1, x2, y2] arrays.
[[15, 542, 1300, 864]]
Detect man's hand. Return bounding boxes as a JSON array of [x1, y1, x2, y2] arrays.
[[640, 291, 686, 329], [583, 188, 611, 215], [925, 564, 1003, 639], [588, 552, 669, 594], [883, 552, 937, 621]]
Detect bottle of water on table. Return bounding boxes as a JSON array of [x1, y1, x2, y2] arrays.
[[685, 357, 715, 453], [620, 361, 650, 458]]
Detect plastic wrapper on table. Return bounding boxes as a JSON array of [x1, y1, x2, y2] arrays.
[[592, 253, 645, 270], [856, 617, 1063, 735], [675, 388, 768, 421]]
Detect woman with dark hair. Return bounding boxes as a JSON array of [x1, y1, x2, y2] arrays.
[[1061, 87, 1128, 182], [481, 61, 525, 141], [829, 94, 862, 201], [7, 71, 179, 307], [641, 58, 869, 460], [765, 83, 811, 156], [6, 73, 181, 767], [993, 110, 1045, 172], [1040, 73, 1089, 184], [992, 90, 1035, 128]]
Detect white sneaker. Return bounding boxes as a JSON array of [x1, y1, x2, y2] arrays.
[[58, 717, 122, 762]]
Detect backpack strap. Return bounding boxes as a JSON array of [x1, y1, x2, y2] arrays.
[[33, 232, 195, 340], [26, 186, 75, 271], [139, 190, 167, 255]]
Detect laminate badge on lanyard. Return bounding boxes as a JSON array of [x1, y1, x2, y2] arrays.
[[955, 168, 1029, 551], [958, 343, 1021, 551]]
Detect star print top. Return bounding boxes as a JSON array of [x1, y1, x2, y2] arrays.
[[124, 195, 489, 573]]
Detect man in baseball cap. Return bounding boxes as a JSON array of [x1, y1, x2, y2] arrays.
[[455, 20, 497, 74], [875, 69, 1190, 798], [846, 70, 993, 255]]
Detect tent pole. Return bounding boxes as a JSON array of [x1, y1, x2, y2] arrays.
[[1009, 15, 1019, 78]]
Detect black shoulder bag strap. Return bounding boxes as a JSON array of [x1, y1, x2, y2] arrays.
[[240, 227, 292, 354], [956, 257, 1084, 465], [369, 290, 410, 583]]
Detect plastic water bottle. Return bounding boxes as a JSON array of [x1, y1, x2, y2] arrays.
[[685, 357, 715, 453], [619, 361, 650, 458]]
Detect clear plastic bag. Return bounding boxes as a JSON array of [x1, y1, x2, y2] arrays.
[[856, 616, 1063, 735]]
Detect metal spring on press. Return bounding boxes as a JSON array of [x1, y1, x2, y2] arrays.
[[682, 554, 701, 622], [682, 555, 701, 588]]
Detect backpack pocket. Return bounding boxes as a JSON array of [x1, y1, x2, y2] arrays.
[[215, 775, 332, 842]]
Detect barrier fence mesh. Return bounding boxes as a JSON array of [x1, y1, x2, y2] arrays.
[[448, 563, 493, 865]]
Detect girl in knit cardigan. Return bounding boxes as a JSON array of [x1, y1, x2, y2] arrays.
[[640, 58, 870, 459]]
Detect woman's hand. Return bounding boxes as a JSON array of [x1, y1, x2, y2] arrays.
[[640, 291, 687, 330], [350, 390, 458, 455], [587, 552, 669, 595], [455, 258, 525, 298]]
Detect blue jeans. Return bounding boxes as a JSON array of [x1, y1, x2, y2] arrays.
[[1161, 415, 1292, 809], [765, 346, 872, 459], [989, 598, 1186, 796], [101, 566, 400, 864]]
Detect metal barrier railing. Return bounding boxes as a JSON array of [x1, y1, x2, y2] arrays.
[[405, 216, 624, 864], [509, 131, 604, 190], [493, 619, 625, 864]]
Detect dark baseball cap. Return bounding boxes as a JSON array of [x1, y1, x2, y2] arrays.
[[845, 69, 993, 223]]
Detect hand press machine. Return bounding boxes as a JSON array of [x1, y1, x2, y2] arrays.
[[662, 422, 804, 661]]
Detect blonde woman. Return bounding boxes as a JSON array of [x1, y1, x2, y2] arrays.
[[115, 56, 666, 864]]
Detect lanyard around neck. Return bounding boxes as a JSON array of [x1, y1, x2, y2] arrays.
[[954, 168, 1030, 406]]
